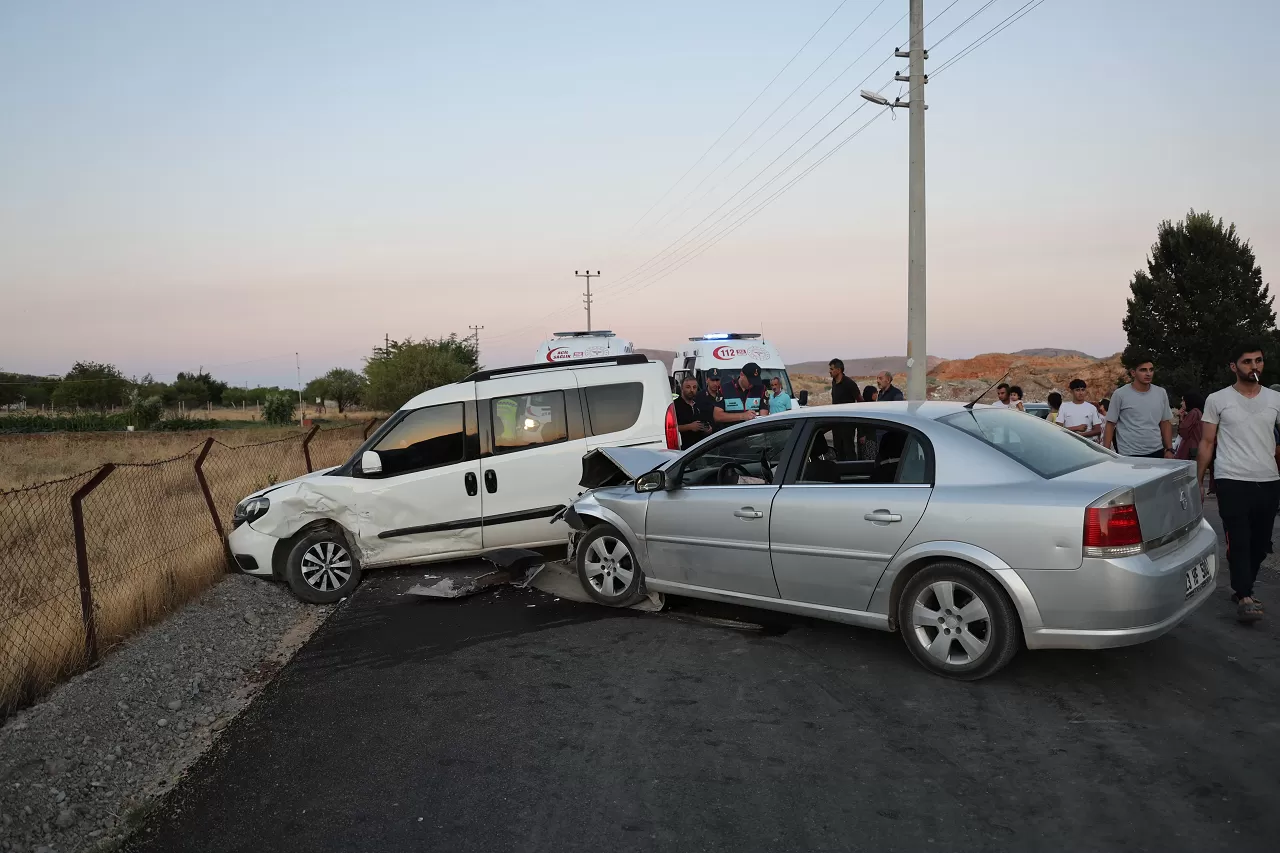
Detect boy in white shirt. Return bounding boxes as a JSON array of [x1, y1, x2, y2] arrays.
[[1058, 379, 1103, 440]]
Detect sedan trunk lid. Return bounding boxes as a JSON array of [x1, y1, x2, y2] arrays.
[[1058, 458, 1200, 543]]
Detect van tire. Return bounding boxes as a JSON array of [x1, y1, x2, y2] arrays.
[[576, 525, 645, 607], [285, 528, 362, 604]]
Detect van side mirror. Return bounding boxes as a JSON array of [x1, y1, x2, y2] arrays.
[[361, 450, 383, 475], [635, 470, 665, 493], [798, 390, 809, 407]]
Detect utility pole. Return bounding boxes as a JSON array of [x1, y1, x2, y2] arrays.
[[384, 332, 390, 354], [575, 270, 599, 331], [468, 324, 484, 363], [861, 0, 927, 400], [905, 0, 927, 401], [295, 351, 304, 426]]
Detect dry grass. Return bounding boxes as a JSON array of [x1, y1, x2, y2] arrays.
[[0, 423, 372, 715], [0, 428, 306, 491]]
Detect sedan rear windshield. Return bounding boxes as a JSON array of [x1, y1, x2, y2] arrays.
[[940, 408, 1108, 478]]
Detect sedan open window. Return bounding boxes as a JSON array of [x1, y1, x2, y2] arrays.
[[678, 424, 795, 487]]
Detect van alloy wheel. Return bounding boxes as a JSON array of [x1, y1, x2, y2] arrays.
[[300, 541, 353, 592]]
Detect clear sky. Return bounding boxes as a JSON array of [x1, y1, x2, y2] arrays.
[[2, 0, 1276, 386]]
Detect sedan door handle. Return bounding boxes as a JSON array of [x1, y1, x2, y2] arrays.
[[734, 508, 764, 519], [864, 510, 902, 523]]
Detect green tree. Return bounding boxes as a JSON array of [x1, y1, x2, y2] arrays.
[[1123, 210, 1274, 396], [363, 336, 479, 411], [172, 374, 211, 407], [316, 367, 365, 413], [262, 393, 296, 426], [303, 376, 330, 407], [50, 361, 128, 411]]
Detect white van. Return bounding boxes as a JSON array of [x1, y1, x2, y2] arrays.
[[671, 333, 807, 409], [534, 330, 634, 364], [227, 354, 678, 602]]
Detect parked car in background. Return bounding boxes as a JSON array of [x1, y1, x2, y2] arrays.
[[562, 402, 1216, 680], [228, 355, 679, 602]]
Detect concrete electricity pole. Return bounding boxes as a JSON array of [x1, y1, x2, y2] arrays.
[[863, 0, 927, 400], [468, 324, 484, 362], [575, 270, 599, 331]]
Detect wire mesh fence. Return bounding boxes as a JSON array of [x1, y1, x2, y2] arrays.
[[0, 421, 375, 717]]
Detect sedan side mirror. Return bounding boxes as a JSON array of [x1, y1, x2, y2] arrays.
[[798, 389, 809, 407], [635, 470, 665, 493], [361, 450, 383, 475]]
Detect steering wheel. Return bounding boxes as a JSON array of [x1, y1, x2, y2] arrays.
[[717, 462, 752, 485], [758, 449, 775, 484]]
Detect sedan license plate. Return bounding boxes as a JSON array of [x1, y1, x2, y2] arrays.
[[1185, 559, 1211, 598]]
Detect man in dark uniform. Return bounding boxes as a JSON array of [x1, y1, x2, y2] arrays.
[[694, 368, 724, 436], [715, 362, 767, 427], [674, 374, 713, 450]]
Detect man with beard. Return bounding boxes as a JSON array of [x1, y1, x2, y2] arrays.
[[1198, 341, 1280, 623], [673, 374, 713, 450]]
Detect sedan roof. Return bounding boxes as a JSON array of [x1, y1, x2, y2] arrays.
[[771, 401, 983, 421]]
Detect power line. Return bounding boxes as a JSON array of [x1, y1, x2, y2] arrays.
[[647, 0, 891, 232], [627, 0, 852, 232], [485, 0, 1052, 345], [601, 0, 1054, 302]]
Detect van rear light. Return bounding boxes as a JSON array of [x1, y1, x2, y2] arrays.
[[1084, 488, 1144, 557], [665, 402, 680, 450]]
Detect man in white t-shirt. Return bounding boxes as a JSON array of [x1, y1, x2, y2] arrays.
[[990, 383, 1011, 409], [1198, 342, 1280, 623], [1058, 379, 1103, 441]]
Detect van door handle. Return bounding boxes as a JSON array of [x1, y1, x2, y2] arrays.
[[734, 508, 764, 519], [484, 469, 497, 493], [864, 510, 902, 523], [464, 472, 478, 496]]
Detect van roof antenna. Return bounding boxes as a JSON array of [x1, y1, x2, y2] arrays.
[[965, 370, 1012, 409]]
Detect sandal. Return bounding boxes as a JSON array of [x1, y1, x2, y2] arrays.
[[1237, 600, 1263, 623]]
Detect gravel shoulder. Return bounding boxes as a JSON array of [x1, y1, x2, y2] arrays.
[[0, 574, 329, 853]]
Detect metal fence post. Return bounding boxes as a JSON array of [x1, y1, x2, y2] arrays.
[[71, 463, 114, 663], [194, 438, 235, 572], [363, 418, 377, 440], [301, 424, 320, 472]]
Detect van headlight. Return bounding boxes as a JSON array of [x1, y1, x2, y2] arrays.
[[232, 496, 271, 528]]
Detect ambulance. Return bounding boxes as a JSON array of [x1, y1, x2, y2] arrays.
[[534, 331, 635, 364], [671, 333, 807, 410]]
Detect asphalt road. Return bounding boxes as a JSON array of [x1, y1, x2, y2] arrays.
[[126, 514, 1279, 853]]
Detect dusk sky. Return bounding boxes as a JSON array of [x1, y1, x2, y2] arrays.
[[2, 0, 1276, 387]]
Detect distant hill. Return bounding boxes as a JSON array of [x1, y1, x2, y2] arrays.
[[1012, 348, 1095, 359], [788, 355, 946, 378]]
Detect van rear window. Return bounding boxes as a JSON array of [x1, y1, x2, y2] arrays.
[[584, 382, 644, 436]]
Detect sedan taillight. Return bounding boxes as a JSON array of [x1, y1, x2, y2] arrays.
[[664, 402, 680, 450], [1084, 489, 1144, 557]]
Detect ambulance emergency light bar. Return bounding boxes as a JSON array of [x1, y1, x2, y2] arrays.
[[689, 333, 762, 341]]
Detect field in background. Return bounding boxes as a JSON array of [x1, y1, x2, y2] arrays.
[[0, 412, 386, 491], [0, 422, 375, 717]]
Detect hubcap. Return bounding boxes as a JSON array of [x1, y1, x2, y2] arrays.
[[584, 536, 634, 598], [300, 541, 353, 592], [910, 580, 991, 666]]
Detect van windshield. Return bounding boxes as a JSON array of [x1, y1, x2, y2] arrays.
[[696, 368, 791, 397]]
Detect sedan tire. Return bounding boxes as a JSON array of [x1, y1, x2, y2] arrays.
[[576, 525, 645, 608], [897, 561, 1020, 680], [285, 527, 362, 604]]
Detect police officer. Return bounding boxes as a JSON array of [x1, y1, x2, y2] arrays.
[[694, 369, 724, 436], [715, 362, 767, 427]]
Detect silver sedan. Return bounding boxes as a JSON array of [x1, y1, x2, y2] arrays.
[[561, 402, 1218, 679]]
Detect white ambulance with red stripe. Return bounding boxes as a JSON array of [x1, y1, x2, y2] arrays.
[[671, 333, 806, 410], [534, 331, 635, 365]]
